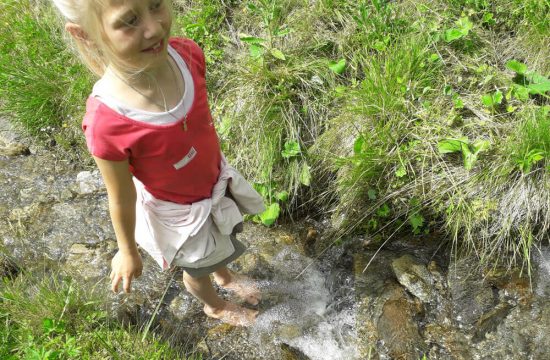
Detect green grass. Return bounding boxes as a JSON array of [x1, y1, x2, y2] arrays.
[[0, 270, 200, 359], [0, 0, 92, 156]]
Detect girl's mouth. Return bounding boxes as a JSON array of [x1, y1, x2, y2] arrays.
[[142, 39, 164, 53]]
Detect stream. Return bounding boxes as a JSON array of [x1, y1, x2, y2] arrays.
[[2, 116, 550, 359]]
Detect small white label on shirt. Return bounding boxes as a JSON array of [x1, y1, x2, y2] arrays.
[[173, 147, 197, 170]]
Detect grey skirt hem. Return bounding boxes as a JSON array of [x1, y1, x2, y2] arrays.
[[176, 234, 246, 278]]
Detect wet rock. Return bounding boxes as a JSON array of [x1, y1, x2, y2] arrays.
[[472, 302, 513, 342], [280, 343, 311, 360], [65, 242, 114, 281], [424, 323, 473, 360], [75, 170, 105, 195], [447, 257, 496, 327], [0, 253, 20, 279], [377, 295, 425, 359], [0, 140, 30, 156], [168, 291, 202, 321], [392, 254, 435, 304], [355, 251, 426, 359]]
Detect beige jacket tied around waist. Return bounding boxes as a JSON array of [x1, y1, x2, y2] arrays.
[[133, 157, 265, 270]]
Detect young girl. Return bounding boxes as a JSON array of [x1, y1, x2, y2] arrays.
[[52, 0, 265, 326]]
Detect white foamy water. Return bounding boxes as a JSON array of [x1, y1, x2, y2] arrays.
[[250, 247, 359, 360]]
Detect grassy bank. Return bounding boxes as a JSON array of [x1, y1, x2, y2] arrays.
[[0, 269, 199, 359], [1, 1, 549, 266]]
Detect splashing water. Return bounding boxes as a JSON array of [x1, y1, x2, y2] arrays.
[[250, 247, 359, 360]]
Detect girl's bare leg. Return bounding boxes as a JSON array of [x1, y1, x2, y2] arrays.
[[182, 271, 258, 326], [213, 266, 261, 306]]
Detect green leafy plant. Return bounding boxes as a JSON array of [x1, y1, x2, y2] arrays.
[[438, 137, 491, 170], [328, 59, 346, 75], [506, 59, 550, 99], [253, 182, 289, 226], [408, 197, 425, 235], [240, 0, 290, 62], [444, 17, 473, 42], [481, 89, 503, 111], [515, 149, 545, 173]]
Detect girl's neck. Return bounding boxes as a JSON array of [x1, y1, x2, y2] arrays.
[[102, 57, 184, 113]]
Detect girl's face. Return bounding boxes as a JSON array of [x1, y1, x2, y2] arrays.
[[100, 0, 172, 72]]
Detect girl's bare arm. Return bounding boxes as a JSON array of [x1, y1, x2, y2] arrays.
[[93, 156, 143, 293]]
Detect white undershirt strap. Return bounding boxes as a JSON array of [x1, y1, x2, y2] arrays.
[[91, 45, 195, 125]]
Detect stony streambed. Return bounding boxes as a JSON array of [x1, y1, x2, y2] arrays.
[[2, 117, 550, 360]]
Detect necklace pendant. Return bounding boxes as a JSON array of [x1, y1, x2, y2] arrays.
[[182, 118, 187, 131]]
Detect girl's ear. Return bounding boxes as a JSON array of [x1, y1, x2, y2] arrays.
[[65, 22, 91, 44]]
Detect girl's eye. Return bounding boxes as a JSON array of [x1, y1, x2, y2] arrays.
[[125, 16, 139, 27], [151, 0, 162, 10]]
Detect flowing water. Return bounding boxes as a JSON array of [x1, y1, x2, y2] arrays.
[[250, 246, 358, 360]]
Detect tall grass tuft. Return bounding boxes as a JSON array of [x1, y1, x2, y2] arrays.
[[0, 0, 92, 153]]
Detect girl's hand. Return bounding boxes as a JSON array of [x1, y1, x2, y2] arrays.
[[110, 250, 143, 293]]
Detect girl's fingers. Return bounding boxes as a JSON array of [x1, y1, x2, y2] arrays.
[[111, 275, 121, 293], [123, 276, 132, 293]]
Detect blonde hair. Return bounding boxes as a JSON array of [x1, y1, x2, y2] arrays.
[[51, 0, 173, 78], [51, 0, 108, 76]]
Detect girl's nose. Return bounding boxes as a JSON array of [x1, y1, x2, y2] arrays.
[[143, 14, 163, 39]]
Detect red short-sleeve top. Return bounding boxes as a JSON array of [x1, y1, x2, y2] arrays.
[[82, 38, 221, 204]]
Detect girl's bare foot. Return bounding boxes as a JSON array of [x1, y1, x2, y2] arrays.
[[204, 302, 258, 327], [214, 272, 261, 306]]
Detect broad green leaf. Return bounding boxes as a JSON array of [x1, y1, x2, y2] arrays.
[[429, 53, 440, 62], [43, 318, 55, 332], [270, 48, 286, 60], [395, 166, 407, 178], [275, 191, 289, 202], [526, 81, 550, 95], [372, 40, 387, 52], [482, 12, 495, 25], [239, 35, 266, 44], [493, 90, 503, 104], [438, 138, 467, 154], [260, 203, 280, 226], [506, 60, 527, 75], [481, 94, 494, 107], [409, 213, 424, 234], [328, 59, 346, 75], [453, 96, 464, 109], [253, 183, 269, 198], [249, 44, 264, 58], [457, 17, 473, 32], [354, 136, 365, 155], [281, 140, 301, 158], [300, 163, 311, 186], [444, 28, 464, 42], [513, 85, 530, 101], [525, 72, 549, 85]]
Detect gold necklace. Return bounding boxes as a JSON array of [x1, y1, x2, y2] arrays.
[[110, 59, 188, 131]]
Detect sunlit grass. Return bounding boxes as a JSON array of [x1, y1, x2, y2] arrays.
[[0, 270, 199, 359]]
